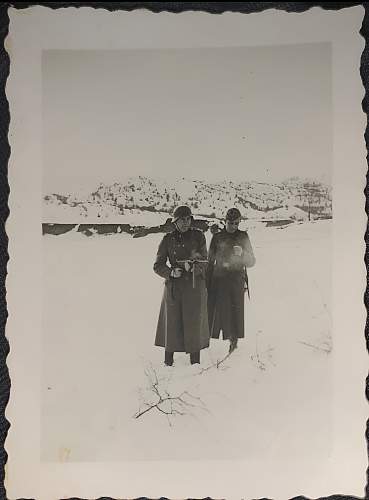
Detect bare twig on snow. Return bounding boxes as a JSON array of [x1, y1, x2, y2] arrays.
[[134, 364, 209, 423]]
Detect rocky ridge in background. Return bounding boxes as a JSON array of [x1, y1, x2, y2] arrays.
[[44, 175, 332, 223]]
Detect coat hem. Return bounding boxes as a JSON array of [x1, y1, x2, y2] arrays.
[[155, 342, 209, 353]]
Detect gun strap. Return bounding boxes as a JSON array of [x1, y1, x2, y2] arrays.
[[244, 270, 250, 300]]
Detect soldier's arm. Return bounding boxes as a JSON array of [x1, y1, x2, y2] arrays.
[[191, 232, 208, 276], [198, 231, 208, 259], [242, 233, 256, 268], [153, 236, 172, 279]]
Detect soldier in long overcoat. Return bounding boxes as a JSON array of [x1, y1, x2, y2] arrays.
[[154, 206, 210, 366], [207, 208, 256, 353]]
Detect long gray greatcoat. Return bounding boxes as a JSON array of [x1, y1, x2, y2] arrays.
[[207, 229, 255, 340], [154, 227, 210, 353]]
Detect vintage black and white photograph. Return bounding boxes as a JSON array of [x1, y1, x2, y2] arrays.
[[5, 5, 367, 500], [41, 43, 333, 461]]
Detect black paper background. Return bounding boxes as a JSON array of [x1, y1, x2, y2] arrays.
[[0, 2, 366, 500]]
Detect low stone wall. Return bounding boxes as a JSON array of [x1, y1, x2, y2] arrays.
[[42, 219, 213, 237], [42, 217, 311, 236], [42, 223, 134, 236]]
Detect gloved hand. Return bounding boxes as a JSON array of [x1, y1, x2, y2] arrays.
[[184, 261, 193, 272], [170, 267, 183, 278]]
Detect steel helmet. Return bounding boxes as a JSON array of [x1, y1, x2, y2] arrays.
[[225, 207, 242, 221], [172, 205, 192, 222]]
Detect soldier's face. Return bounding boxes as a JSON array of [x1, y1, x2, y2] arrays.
[[176, 216, 192, 233], [225, 218, 240, 233]]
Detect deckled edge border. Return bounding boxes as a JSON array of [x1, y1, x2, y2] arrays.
[[0, 2, 366, 500]]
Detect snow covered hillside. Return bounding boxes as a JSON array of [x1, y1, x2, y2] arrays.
[[41, 219, 332, 462], [43, 176, 332, 223]]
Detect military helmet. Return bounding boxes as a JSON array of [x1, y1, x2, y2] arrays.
[[172, 205, 192, 222], [225, 207, 242, 221]]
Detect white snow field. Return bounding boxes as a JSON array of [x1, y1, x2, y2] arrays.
[[41, 220, 332, 462]]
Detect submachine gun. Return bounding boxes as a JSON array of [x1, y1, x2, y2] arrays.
[[176, 258, 208, 288]]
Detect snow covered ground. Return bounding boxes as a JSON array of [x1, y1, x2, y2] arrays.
[[41, 220, 332, 462]]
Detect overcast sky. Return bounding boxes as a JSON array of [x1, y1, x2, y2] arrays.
[[42, 44, 331, 194]]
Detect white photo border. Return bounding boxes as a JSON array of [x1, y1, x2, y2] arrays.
[[3, 4, 367, 500]]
